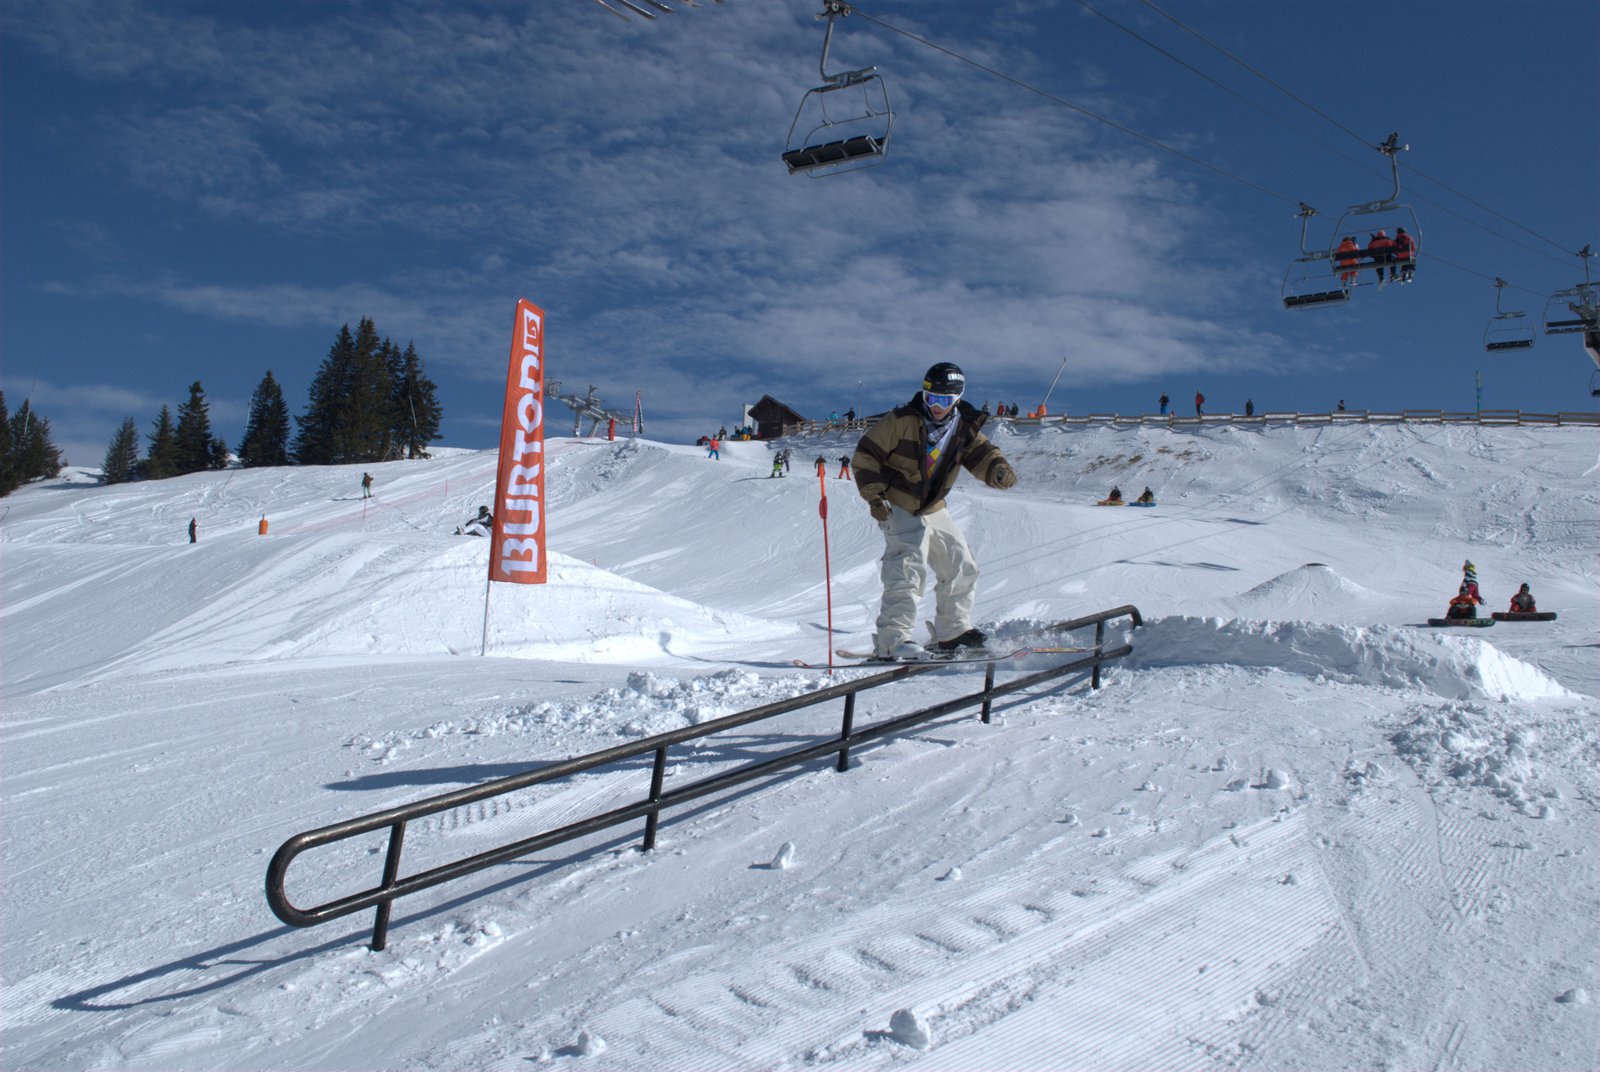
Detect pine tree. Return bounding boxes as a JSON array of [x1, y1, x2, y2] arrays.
[[239, 369, 292, 468], [101, 417, 142, 484], [392, 341, 443, 458], [174, 381, 218, 475], [295, 319, 394, 464], [7, 398, 64, 486], [143, 406, 180, 479], [0, 391, 17, 497], [294, 326, 355, 464], [342, 317, 392, 462]]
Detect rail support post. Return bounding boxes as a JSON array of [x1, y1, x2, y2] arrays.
[[836, 693, 856, 772], [371, 820, 408, 951], [1092, 620, 1106, 689], [642, 745, 670, 851], [981, 660, 997, 723]]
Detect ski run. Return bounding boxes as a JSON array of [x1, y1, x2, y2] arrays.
[[2, 418, 1596, 1071]]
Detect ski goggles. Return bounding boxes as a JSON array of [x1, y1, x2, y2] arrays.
[[923, 390, 960, 410]]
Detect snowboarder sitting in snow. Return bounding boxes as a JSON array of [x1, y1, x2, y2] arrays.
[[1461, 559, 1484, 603], [1106, 486, 1124, 504], [1508, 583, 1537, 613], [1445, 583, 1483, 620], [1136, 486, 1155, 504], [456, 505, 493, 536]]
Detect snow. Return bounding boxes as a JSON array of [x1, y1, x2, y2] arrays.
[[2, 420, 1597, 1071]]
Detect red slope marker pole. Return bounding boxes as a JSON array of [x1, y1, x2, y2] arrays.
[[818, 465, 834, 673]]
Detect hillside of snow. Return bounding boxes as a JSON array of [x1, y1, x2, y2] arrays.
[[2, 420, 1596, 1071]]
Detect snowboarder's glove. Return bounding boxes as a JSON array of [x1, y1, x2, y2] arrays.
[[869, 499, 892, 523], [988, 463, 1017, 489]]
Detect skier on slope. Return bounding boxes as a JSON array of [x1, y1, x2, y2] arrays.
[[851, 361, 1017, 660]]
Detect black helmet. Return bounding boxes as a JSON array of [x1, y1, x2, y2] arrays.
[[922, 362, 966, 396]]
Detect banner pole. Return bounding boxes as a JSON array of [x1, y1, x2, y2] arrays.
[[480, 571, 493, 656]]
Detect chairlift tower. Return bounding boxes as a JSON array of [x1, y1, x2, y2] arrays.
[[545, 380, 632, 438]]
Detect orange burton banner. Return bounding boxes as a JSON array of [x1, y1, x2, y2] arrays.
[[489, 299, 548, 584]]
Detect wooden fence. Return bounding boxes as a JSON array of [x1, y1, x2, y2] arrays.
[[783, 409, 1600, 437]]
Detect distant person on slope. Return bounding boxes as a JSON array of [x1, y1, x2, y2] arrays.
[[1508, 583, 1537, 613], [188, 517, 197, 544], [852, 361, 1016, 660], [1136, 487, 1155, 504], [1158, 393, 1169, 415], [837, 456, 852, 480], [361, 472, 373, 499], [706, 436, 720, 460], [1194, 391, 1205, 416], [770, 453, 784, 478], [1106, 486, 1124, 504]]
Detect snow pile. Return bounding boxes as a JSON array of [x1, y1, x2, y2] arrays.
[[1128, 616, 1578, 702], [351, 668, 829, 756], [1390, 701, 1595, 816], [1229, 563, 1383, 616]]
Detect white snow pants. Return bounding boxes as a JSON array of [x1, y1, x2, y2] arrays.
[[873, 504, 980, 654]]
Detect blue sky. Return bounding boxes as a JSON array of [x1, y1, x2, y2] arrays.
[[4, 0, 1597, 466]]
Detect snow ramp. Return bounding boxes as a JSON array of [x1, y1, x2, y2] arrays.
[[1127, 616, 1576, 702]]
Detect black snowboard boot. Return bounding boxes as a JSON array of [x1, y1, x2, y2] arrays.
[[935, 628, 987, 653]]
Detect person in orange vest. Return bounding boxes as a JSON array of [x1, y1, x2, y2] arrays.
[[1366, 230, 1395, 284], [1392, 227, 1417, 282], [706, 436, 720, 460], [1336, 235, 1360, 289], [1445, 583, 1482, 620]]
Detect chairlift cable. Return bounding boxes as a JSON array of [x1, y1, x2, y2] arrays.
[[1070, 0, 1378, 180], [1136, 0, 1577, 260], [847, 6, 1300, 207]]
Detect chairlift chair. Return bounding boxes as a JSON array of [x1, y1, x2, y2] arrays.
[[1282, 135, 1421, 309], [1542, 245, 1599, 337], [1483, 278, 1536, 352], [782, 2, 894, 176]]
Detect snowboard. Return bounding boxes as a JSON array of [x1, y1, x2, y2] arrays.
[[1426, 617, 1494, 628], [1126, 501, 1157, 508], [1095, 499, 1125, 506], [792, 645, 1089, 670], [1490, 610, 1557, 621]]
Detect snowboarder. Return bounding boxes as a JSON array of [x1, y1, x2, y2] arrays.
[[1445, 583, 1483, 620], [457, 505, 493, 536], [361, 472, 373, 499], [837, 456, 852, 480], [1136, 487, 1155, 504], [1508, 583, 1537, 613], [770, 453, 784, 478], [1107, 486, 1124, 503], [1461, 560, 1483, 603], [188, 517, 197, 543], [707, 437, 720, 460], [852, 361, 1017, 660]]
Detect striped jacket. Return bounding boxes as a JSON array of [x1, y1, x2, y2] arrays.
[[851, 398, 1010, 516]]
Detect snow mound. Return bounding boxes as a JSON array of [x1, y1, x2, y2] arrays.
[[1127, 617, 1578, 702], [1391, 702, 1571, 815], [1230, 563, 1382, 615]]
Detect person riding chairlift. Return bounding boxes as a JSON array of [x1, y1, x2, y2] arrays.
[[1367, 230, 1396, 284], [1336, 235, 1360, 289]]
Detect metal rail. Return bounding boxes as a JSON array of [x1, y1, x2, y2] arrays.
[[266, 605, 1142, 950]]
